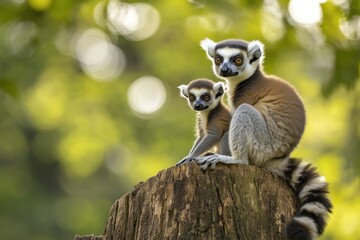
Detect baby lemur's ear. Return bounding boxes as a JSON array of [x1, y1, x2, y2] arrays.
[[213, 82, 225, 98], [178, 85, 189, 98]]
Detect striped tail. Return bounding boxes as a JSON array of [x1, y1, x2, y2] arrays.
[[283, 158, 333, 240]]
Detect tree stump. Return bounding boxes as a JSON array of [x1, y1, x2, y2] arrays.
[[94, 163, 298, 240], [74, 235, 103, 240]]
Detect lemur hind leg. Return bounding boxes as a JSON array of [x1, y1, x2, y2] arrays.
[[197, 103, 275, 170], [219, 132, 231, 156], [230, 103, 275, 166]]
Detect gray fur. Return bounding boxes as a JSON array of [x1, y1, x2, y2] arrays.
[[196, 104, 274, 168], [177, 80, 231, 166], [177, 120, 225, 165], [219, 132, 231, 156], [197, 38, 332, 240], [229, 104, 273, 165]]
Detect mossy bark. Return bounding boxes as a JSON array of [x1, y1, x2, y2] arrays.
[[97, 163, 297, 240]]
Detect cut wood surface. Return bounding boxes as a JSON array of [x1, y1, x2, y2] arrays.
[[75, 163, 298, 240]]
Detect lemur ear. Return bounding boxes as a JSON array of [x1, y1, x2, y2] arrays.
[[178, 85, 189, 98], [248, 40, 264, 64], [213, 82, 225, 98], [200, 38, 216, 59]]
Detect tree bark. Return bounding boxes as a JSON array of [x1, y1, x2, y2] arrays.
[[74, 235, 103, 240], [96, 163, 298, 240]]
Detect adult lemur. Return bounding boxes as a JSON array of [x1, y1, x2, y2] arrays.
[[177, 79, 231, 165], [199, 38, 332, 240]]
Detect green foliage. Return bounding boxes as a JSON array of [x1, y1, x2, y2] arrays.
[[0, 0, 359, 239]]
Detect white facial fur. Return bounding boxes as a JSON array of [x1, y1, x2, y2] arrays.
[[188, 88, 220, 111], [189, 88, 209, 97], [215, 47, 259, 87], [216, 48, 242, 63], [200, 38, 265, 88]]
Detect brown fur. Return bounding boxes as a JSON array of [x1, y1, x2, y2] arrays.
[[186, 79, 232, 157], [229, 67, 306, 157], [188, 79, 214, 90], [196, 101, 231, 139]]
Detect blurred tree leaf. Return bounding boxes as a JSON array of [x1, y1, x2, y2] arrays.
[[0, 1, 359, 239], [321, 2, 347, 43], [349, 0, 360, 18], [323, 48, 360, 96], [0, 79, 19, 99]]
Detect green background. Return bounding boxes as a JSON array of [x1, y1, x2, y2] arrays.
[[0, 0, 359, 239]]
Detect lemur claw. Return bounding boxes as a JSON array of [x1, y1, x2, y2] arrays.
[[176, 156, 196, 166], [196, 155, 219, 170]]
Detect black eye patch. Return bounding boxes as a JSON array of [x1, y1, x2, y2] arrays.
[[201, 93, 211, 102], [189, 94, 196, 102], [230, 54, 244, 62]]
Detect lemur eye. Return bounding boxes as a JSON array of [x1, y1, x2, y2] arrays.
[[202, 94, 211, 102], [234, 57, 243, 66], [214, 56, 222, 66], [189, 95, 195, 102]]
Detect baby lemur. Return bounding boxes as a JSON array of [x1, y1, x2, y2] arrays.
[[177, 79, 231, 165], [198, 38, 332, 240]]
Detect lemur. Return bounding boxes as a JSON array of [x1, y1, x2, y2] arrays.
[[177, 79, 231, 165], [198, 38, 332, 240]]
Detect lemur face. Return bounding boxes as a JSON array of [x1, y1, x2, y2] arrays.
[[200, 38, 264, 81], [187, 88, 214, 111], [213, 47, 246, 78], [178, 79, 225, 112]]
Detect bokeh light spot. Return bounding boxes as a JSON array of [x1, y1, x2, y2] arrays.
[[262, 0, 285, 42], [127, 76, 166, 117], [10, 0, 25, 5], [288, 0, 323, 26], [28, 0, 52, 11], [186, 14, 230, 33], [75, 28, 126, 82], [339, 16, 360, 40], [5, 21, 38, 57], [104, 144, 133, 175], [107, 1, 160, 41]]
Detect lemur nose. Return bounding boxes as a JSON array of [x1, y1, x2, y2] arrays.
[[220, 64, 232, 74], [194, 102, 205, 111]]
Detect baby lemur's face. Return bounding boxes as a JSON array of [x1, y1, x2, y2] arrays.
[[187, 88, 216, 111], [178, 79, 225, 112]]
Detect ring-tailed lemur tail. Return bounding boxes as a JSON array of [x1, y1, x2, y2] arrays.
[[199, 38, 332, 240], [266, 157, 332, 239]]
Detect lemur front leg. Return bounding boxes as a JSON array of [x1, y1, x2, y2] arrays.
[[197, 103, 273, 169], [189, 137, 203, 155], [177, 137, 203, 165], [177, 131, 221, 166], [195, 132, 232, 169]]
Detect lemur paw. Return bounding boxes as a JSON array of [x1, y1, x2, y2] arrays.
[[196, 155, 220, 170], [176, 156, 196, 166]]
